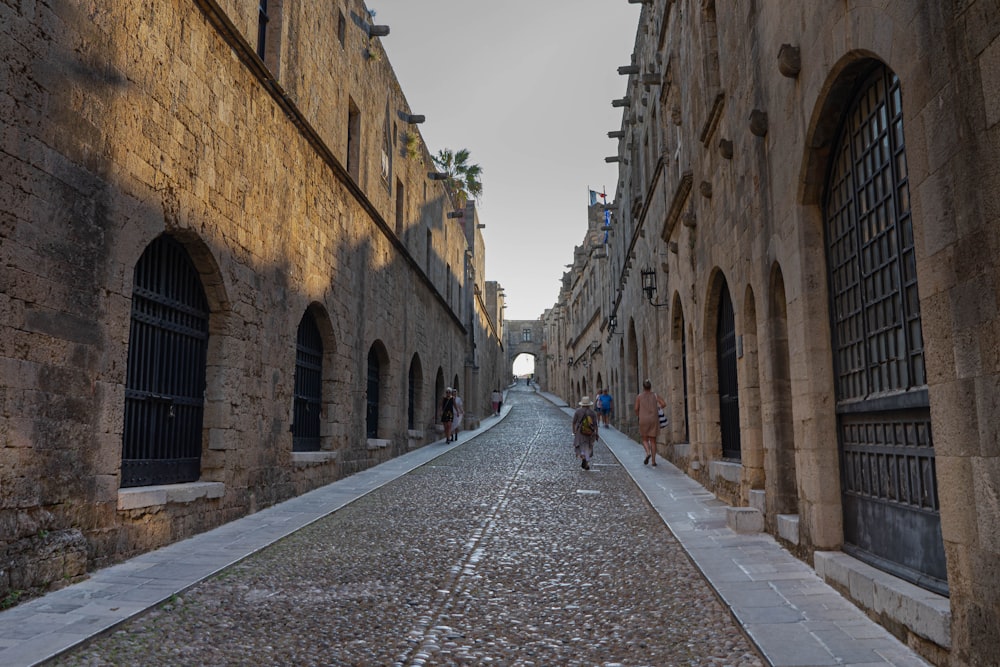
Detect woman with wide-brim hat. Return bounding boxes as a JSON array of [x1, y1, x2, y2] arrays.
[[572, 396, 599, 470]]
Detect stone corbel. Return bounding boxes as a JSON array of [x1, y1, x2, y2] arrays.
[[719, 139, 733, 159], [778, 44, 801, 78], [749, 110, 768, 137]]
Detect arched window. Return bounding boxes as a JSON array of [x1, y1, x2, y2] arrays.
[[292, 312, 322, 452], [716, 281, 740, 460], [366, 346, 382, 439], [121, 235, 208, 488]]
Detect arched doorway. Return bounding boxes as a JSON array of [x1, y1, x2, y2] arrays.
[[823, 62, 945, 594], [717, 280, 740, 460], [768, 266, 799, 516], [671, 294, 691, 443], [434, 367, 445, 423], [512, 352, 535, 382]]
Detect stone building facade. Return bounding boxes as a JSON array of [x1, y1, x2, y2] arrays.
[[0, 0, 505, 605], [544, 2, 1000, 665], [504, 318, 547, 387]]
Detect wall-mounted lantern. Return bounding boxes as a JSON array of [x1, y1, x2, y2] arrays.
[[640, 267, 669, 308]]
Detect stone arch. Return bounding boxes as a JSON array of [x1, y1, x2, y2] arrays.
[[801, 53, 894, 207], [670, 292, 690, 443], [741, 286, 764, 500], [505, 319, 546, 387], [767, 264, 799, 518], [511, 351, 539, 380]]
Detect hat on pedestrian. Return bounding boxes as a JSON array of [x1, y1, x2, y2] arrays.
[[578, 396, 594, 407]]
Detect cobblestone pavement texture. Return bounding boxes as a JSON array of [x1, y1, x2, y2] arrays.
[[53, 387, 763, 667]]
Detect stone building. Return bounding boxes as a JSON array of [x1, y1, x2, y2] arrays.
[[0, 0, 505, 605], [545, 2, 1000, 665], [505, 318, 547, 387]]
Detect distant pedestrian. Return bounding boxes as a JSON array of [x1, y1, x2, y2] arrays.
[[572, 396, 600, 470], [635, 379, 667, 466], [491, 388, 502, 416], [597, 388, 613, 426], [452, 389, 464, 437], [440, 388, 456, 442]]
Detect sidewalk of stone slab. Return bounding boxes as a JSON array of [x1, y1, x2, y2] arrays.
[[0, 387, 930, 667]]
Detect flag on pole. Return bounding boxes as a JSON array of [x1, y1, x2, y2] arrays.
[[589, 189, 607, 206]]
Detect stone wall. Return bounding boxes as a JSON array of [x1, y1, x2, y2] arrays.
[[545, 1, 1000, 664], [0, 0, 501, 603]]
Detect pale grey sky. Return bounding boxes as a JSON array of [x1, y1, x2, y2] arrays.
[[377, 1, 640, 321]]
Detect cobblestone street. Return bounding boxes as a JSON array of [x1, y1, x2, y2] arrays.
[[54, 386, 762, 666]]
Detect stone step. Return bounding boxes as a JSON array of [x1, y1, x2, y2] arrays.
[[725, 506, 764, 533]]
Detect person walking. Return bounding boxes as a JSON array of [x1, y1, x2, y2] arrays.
[[634, 379, 667, 466], [452, 389, 464, 437], [491, 388, 502, 416], [598, 388, 613, 426], [572, 396, 600, 470], [440, 388, 456, 442]]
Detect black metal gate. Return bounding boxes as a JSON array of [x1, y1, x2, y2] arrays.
[[366, 348, 380, 438], [292, 314, 322, 452], [717, 284, 741, 459], [825, 64, 946, 595], [121, 236, 208, 488]]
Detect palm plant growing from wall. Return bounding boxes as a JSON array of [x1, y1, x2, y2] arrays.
[[432, 148, 483, 207]]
